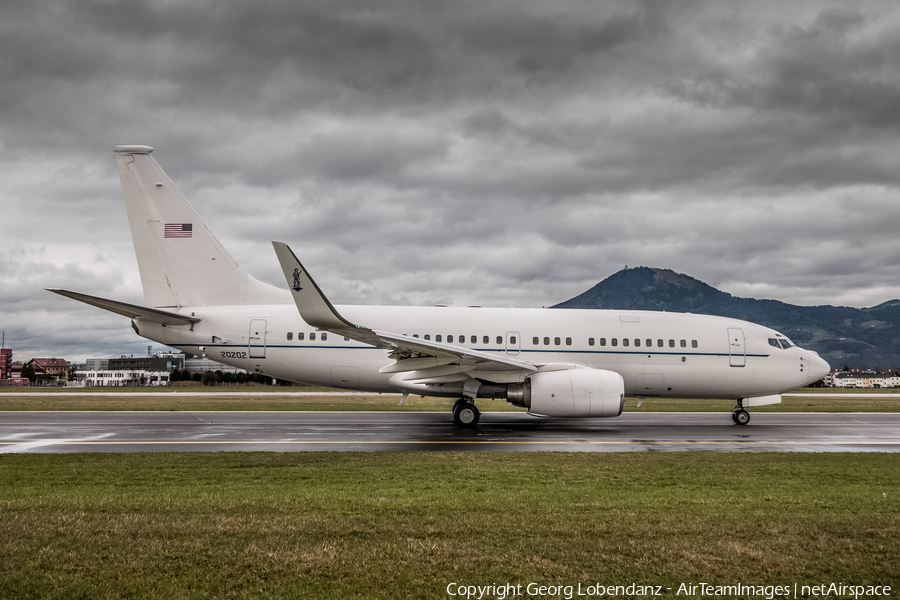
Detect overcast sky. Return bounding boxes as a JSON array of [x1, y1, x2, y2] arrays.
[[2, 0, 900, 363]]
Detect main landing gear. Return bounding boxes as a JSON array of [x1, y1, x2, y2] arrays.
[[732, 399, 750, 425], [452, 398, 480, 428]]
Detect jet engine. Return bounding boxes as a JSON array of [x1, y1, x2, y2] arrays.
[[507, 367, 625, 418]]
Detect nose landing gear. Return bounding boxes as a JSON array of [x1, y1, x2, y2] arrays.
[[732, 409, 750, 425], [732, 399, 750, 425]]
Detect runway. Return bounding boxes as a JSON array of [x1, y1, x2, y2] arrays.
[[1, 411, 898, 453]]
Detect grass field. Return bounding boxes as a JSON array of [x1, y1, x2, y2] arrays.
[[1, 387, 898, 413], [0, 452, 897, 599]]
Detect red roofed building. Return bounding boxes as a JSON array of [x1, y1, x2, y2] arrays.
[[24, 358, 72, 385]]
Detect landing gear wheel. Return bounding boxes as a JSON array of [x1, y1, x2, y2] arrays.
[[453, 401, 480, 428], [733, 409, 750, 425]]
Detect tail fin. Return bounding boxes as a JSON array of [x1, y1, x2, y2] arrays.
[[114, 145, 286, 308]]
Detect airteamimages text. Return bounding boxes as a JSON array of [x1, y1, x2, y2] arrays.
[[445, 582, 893, 600]]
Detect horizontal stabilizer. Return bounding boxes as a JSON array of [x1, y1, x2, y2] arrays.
[[47, 289, 201, 326]]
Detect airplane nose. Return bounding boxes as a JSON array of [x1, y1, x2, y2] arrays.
[[807, 352, 830, 384]]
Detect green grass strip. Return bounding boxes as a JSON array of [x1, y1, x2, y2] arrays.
[[1, 452, 897, 598]]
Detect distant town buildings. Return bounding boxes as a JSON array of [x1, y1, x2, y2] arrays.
[[72, 351, 248, 387], [0, 346, 248, 387], [827, 369, 900, 388]]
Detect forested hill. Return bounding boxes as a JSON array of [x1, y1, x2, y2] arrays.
[[553, 267, 900, 369]]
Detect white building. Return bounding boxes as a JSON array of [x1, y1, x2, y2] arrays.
[[78, 370, 170, 387]]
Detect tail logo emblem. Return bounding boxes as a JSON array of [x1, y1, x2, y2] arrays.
[[292, 268, 303, 292], [164, 223, 193, 238]]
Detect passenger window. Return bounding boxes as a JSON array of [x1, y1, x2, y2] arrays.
[[634, 339, 641, 347], [533, 337, 539, 345], [298, 332, 305, 341], [680, 339, 686, 348], [623, 338, 629, 347], [413, 334, 419, 338], [588, 338, 594, 346], [646, 339, 652, 347], [669, 339, 675, 347], [692, 340, 698, 348], [310, 332, 316, 341], [471, 335, 477, 344], [565, 337, 572, 346], [459, 335, 465, 343], [447, 335, 453, 343], [287, 332, 293, 341], [424, 335, 431, 340], [497, 336, 503, 345], [657, 339, 663, 347], [483, 336, 489, 344], [436, 335, 442, 342], [553, 337, 560, 346], [510, 336, 517, 344], [611, 338, 618, 347], [544, 337, 550, 345], [321, 333, 328, 341]]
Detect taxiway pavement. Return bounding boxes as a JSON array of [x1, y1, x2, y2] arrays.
[[1, 411, 898, 453]]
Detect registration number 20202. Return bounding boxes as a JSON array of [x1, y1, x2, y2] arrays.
[[220, 351, 247, 359]]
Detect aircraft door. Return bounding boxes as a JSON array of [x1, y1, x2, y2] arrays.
[[727, 328, 745, 367], [506, 331, 521, 355], [249, 319, 267, 359]]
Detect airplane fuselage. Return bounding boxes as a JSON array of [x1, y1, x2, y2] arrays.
[[137, 302, 820, 401]]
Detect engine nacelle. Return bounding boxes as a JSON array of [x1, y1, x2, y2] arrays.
[[507, 368, 625, 418]]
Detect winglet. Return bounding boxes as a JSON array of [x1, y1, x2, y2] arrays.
[[271, 241, 355, 330]]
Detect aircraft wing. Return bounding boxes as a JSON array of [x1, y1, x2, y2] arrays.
[[47, 289, 201, 326], [271, 242, 537, 373]]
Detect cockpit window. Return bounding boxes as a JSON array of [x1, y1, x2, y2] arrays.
[[770, 337, 795, 349]]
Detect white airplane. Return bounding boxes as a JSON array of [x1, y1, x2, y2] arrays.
[[51, 145, 830, 427]]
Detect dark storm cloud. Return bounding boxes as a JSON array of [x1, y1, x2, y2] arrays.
[[2, 0, 900, 360]]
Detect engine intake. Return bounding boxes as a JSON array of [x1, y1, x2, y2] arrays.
[[507, 368, 624, 418]]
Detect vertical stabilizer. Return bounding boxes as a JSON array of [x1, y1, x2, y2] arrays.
[[113, 145, 285, 308]]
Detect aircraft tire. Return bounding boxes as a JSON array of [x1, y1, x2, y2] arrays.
[[454, 401, 480, 428], [733, 409, 750, 425]]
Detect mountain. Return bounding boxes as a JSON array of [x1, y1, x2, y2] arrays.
[[553, 267, 900, 370]]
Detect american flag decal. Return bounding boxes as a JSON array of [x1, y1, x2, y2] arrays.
[[164, 223, 192, 238]]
